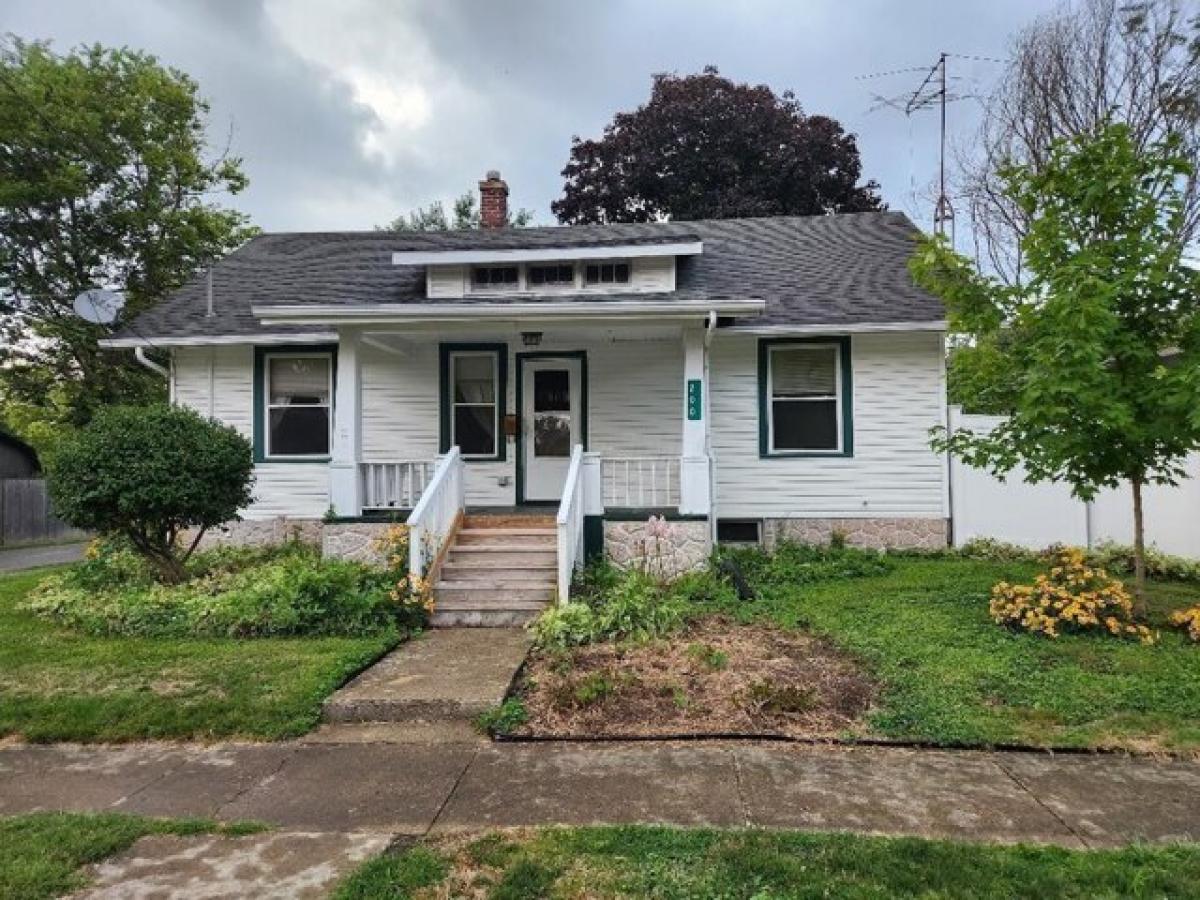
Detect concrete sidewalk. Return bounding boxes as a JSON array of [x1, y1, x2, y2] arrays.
[[3, 739, 1199, 849]]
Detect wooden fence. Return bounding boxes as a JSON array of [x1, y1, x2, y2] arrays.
[[0, 478, 87, 546]]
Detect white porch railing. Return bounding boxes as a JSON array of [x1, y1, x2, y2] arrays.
[[556, 444, 586, 604], [406, 447, 464, 579], [360, 461, 436, 510], [601, 456, 681, 509]]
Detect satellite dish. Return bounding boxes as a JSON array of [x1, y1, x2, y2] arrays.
[[73, 289, 125, 325]]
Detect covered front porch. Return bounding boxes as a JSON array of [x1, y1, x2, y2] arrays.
[[320, 319, 715, 602]]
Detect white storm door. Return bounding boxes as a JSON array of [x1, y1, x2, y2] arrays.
[[522, 358, 582, 502]]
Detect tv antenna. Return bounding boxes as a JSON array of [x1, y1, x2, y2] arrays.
[[858, 52, 1000, 246]]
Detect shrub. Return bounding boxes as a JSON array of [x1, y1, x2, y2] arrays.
[[532, 568, 689, 650], [475, 698, 528, 735], [370, 524, 432, 632], [990, 548, 1156, 643], [1170, 605, 1200, 642], [1086, 542, 1200, 584], [955, 537, 1044, 563], [25, 542, 401, 638], [719, 541, 894, 589], [47, 404, 254, 583]]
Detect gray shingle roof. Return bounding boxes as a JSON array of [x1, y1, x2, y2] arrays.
[[111, 211, 943, 341]]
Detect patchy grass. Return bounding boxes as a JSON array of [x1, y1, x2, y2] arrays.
[[333, 826, 1200, 898], [711, 556, 1200, 753], [516, 617, 875, 738], [0, 569, 397, 742], [0, 812, 265, 900]]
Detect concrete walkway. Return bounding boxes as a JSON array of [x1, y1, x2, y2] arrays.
[[3, 740, 1199, 850], [0, 541, 86, 572]]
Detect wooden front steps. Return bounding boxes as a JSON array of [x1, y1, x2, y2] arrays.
[[431, 514, 557, 627]]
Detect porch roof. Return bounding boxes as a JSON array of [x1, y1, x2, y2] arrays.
[[102, 212, 945, 347]]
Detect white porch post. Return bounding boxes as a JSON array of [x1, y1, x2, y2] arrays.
[[329, 328, 362, 516], [679, 326, 711, 515]]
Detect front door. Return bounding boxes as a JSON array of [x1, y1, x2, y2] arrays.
[[521, 357, 583, 502]]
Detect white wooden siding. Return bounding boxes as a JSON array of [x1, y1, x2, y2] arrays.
[[423, 257, 676, 298], [427, 266, 466, 298], [359, 336, 682, 506], [710, 331, 947, 519], [173, 346, 329, 519]]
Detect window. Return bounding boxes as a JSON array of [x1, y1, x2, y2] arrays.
[[717, 519, 761, 545], [528, 263, 575, 287], [447, 349, 503, 458], [760, 339, 851, 456], [471, 265, 519, 289], [264, 353, 332, 458], [584, 261, 630, 285]]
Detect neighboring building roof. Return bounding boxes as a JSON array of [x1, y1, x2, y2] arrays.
[[105, 211, 944, 343]]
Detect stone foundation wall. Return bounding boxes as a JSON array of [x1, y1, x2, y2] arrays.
[[764, 517, 948, 551], [320, 523, 394, 567], [193, 517, 323, 550], [604, 520, 711, 578]]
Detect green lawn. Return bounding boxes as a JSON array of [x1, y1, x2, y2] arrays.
[[0, 812, 264, 900], [0, 569, 397, 742], [718, 557, 1200, 752], [333, 825, 1200, 899]]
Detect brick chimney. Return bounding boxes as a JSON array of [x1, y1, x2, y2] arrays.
[[478, 170, 509, 228]]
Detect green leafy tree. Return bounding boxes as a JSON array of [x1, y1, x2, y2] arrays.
[[47, 404, 255, 583], [0, 38, 255, 438], [913, 123, 1200, 600], [384, 191, 533, 231]]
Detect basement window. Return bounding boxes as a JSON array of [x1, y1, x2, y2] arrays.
[[717, 519, 761, 545]]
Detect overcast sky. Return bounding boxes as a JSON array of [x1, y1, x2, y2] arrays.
[[3, 0, 1055, 234]]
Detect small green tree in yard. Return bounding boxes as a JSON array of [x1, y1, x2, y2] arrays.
[[47, 405, 254, 583], [912, 123, 1200, 601]]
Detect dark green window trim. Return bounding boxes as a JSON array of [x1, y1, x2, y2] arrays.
[[757, 336, 853, 459], [515, 350, 589, 505], [439, 342, 508, 462], [253, 344, 338, 464]]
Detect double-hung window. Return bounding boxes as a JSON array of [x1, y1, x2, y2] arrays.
[[760, 339, 851, 456], [264, 352, 333, 458], [446, 349, 503, 458]]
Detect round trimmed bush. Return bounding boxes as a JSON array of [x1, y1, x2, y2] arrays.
[[47, 403, 254, 582]]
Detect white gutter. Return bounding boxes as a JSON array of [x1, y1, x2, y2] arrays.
[[391, 241, 703, 266], [727, 320, 948, 335], [252, 300, 763, 325], [134, 346, 169, 377], [100, 332, 338, 349]]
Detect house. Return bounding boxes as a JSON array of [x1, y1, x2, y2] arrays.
[[103, 172, 948, 623]]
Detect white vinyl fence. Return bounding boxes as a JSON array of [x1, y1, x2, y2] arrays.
[[949, 407, 1200, 558]]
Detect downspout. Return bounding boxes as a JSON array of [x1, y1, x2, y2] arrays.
[[704, 311, 718, 546], [134, 346, 169, 378]]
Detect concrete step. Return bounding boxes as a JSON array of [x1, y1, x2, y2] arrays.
[[435, 585, 553, 607], [437, 576, 555, 591], [463, 514, 555, 529], [455, 529, 556, 547], [440, 564, 557, 584], [446, 547, 557, 567], [432, 608, 544, 627]]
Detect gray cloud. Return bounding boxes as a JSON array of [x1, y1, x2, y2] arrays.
[[2, 0, 1052, 232]]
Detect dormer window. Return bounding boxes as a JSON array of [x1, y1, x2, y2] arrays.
[[528, 263, 575, 286], [471, 265, 519, 289], [584, 261, 630, 285]]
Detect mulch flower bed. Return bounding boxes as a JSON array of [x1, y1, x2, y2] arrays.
[[512, 616, 878, 739]]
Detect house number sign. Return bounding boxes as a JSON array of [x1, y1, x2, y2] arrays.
[[687, 379, 703, 421]]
